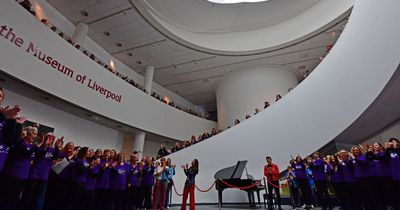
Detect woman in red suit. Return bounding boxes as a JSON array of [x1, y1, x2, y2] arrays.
[[181, 159, 199, 210], [264, 156, 282, 210]]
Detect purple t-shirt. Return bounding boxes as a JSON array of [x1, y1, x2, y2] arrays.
[[129, 164, 141, 187], [0, 120, 8, 172], [109, 162, 131, 190], [5, 140, 36, 179], [30, 147, 59, 180], [84, 163, 101, 190], [70, 158, 89, 183], [96, 159, 112, 189], [390, 150, 400, 180], [141, 165, 155, 186], [310, 159, 327, 181]]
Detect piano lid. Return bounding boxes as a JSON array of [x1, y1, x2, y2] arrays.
[[214, 160, 248, 180]]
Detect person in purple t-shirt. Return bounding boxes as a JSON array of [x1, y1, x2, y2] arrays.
[[95, 149, 112, 210], [0, 126, 37, 210], [126, 153, 141, 210], [290, 156, 312, 209], [20, 132, 63, 210], [82, 155, 101, 210], [110, 152, 130, 210], [139, 155, 155, 210], [307, 152, 331, 210], [66, 147, 90, 210]]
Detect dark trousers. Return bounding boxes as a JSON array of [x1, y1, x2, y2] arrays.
[[95, 189, 111, 210], [139, 185, 153, 209], [165, 182, 173, 208], [82, 190, 95, 210], [181, 184, 195, 210], [43, 173, 66, 210], [63, 181, 85, 210], [111, 189, 125, 210], [288, 183, 301, 207], [20, 179, 47, 210], [0, 176, 25, 210], [314, 180, 330, 209], [126, 185, 140, 210], [331, 182, 345, 209], [359, 177, 379, 210], [296, 178, 311, 206], [267, 180, 281, 209], [343, 182, 362, 210]]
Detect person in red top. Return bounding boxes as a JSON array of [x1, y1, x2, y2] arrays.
[[264, 156, 282, 210]]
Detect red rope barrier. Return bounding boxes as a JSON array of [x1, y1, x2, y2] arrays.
[[219, 179, 262, 190], [172, 184, 183, 197], [265, 179, 282, 188], [195, 180, 216, 192]]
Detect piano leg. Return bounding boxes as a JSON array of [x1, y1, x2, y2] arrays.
[[247, 191, 255, 208], [257, 190, 261, 207], [218, 190, 223, 208]]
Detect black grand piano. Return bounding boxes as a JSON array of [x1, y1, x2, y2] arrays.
[[214, 160, 263, 208]]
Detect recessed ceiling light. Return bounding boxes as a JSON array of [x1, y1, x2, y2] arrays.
[[127, 52, 133, 56], [103, 31, 110, 36], [136, 61, 142, 64], [116, 42, 122, 47], [80, 10, 89, 17], [173, 65, 177, 69]]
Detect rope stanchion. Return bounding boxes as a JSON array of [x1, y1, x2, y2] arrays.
[[172, 184, 183, 197], [219, 179, 262, 190], [195, 180, 216, 192], [265, 179, 283, 189]]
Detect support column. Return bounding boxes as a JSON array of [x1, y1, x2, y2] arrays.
[[216, 66, 299, 129], [71, 22, 89, 46], [133, 131, 146, 159], [144, 65, 154, 93]]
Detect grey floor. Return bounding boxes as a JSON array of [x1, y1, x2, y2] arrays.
[[168, 205, 339, 210]]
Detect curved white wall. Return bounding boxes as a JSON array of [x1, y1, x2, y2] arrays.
[[0, 1, 217, 141], [216, 66, 298, 129], [165, 0, 400, 204]]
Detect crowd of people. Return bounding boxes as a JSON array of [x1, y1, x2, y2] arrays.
[[282, 138, 400, 210], [0, 87, 201, 210], [16, 0, 211, 120], [157, 93, 289, 158]]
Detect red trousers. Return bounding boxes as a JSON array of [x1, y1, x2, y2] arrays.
[[181, 184, 195, 210], [152, 180, 167, 210]]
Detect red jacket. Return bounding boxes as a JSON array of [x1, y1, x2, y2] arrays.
[[264, 164, 280, 182]]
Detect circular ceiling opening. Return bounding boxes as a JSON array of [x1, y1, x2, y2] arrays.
[[207, 0, 268, 4]]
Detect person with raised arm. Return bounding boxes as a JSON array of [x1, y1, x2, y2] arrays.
[[109, 152, 130, 210], [82, 152, 101, 210], [21, 133, 63, 210], [165, 158, 176, 209], [67, 147, 90, 210], [140, 155, 155, 210], [264, 156, 282, 210], [95, 149, 112, 210], [152, 157, 167, 210], [307, 152, 331, 210], [290, 155, 312, 209], [126, 153, 141, 210], [181, 159, 199, 210], [0, 126, 38, 210]]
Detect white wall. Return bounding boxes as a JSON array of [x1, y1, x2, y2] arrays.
[[164, 0, 400, 203], [3, 88, 124, 150], [30, 0, 197, 111], [0, 1, 217, 141], [216, 66, 299, 129], [363, 121, 400, 145]]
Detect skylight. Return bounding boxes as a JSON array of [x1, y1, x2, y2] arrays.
[[208, 0, 268, 4]]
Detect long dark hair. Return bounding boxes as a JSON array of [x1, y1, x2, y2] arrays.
[[76, 147, 89, 160], [190, 159, 199, 172]]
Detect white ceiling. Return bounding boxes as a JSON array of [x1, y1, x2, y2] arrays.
[[47, 0, 349, 111]]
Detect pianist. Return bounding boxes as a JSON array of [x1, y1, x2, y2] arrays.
[[264, 156, 282, 210]]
